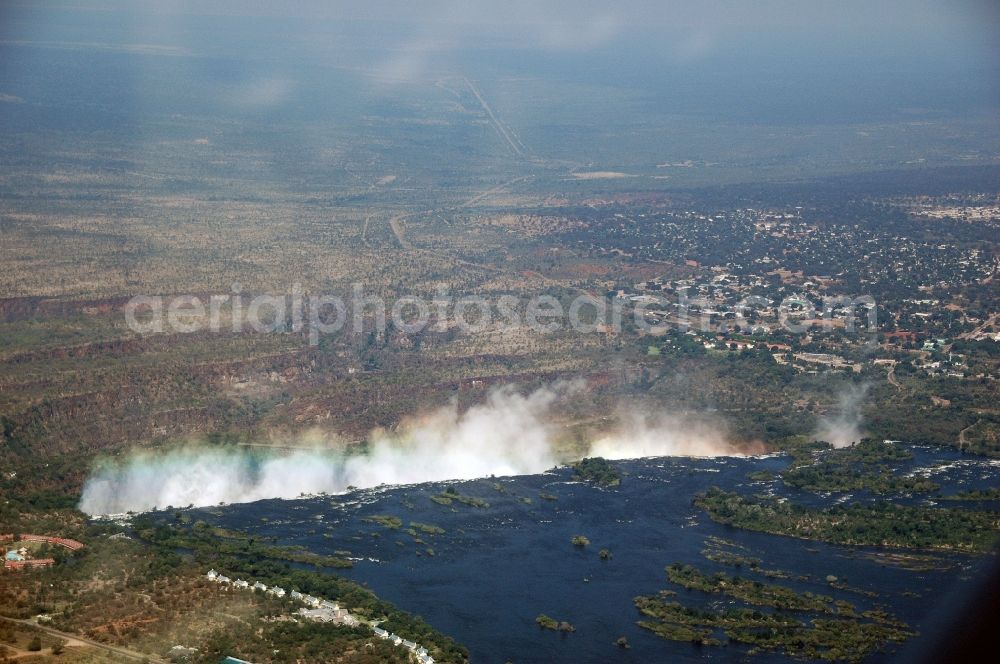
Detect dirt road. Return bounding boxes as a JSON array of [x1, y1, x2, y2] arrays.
[[0, 616, 167, 663]]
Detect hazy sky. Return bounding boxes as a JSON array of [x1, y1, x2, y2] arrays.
[[55, 0, 1000, 30], [2, 1, 998, 137], [7, 1, 1000, 46], [5, 1, 997, 81]]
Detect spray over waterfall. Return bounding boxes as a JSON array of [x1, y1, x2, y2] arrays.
[[813, 383, 871, 449], [78, 382, 743, 515]]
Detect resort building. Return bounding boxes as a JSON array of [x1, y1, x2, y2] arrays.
[[4, 558, 55, 571], [19, 535, 85, 551], [203, 569, 437, 662]]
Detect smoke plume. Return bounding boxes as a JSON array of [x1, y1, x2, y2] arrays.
[[78, 381, 742, 515], [813, 382, 871, 448]]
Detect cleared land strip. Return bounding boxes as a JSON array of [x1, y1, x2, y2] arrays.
[[388, 214, 412, 250], [464, 77, 525, 157]]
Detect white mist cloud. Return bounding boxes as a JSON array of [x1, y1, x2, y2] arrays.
[[78, 380, 743, 515], [342, 381, 574, 487], [590, 409, 739, 459], [813, 383, 870, 448]]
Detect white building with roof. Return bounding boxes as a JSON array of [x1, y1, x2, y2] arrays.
[[205, 568, 435, 663]]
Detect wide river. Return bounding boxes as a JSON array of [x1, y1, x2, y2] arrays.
[[180, 445, 999, 663]]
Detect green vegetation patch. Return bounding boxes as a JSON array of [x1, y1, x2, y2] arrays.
[[429, 487, 489, 508], [939, 488, 1000, 501], [695, 487, 1000, 553], [701, 547, 762, 569], [147, 520, 354, 568], [635, 563, 914, 662], [409, 521, 445, 535], [535, 614, 576, 632], [854, 551, 954, 572], [666, 564, 841, 614], [535, 614, 558, 630], [364, 515, 404, 530], [700, 537, 798, 579], [569, 457, 622, 487], [780, 440, 938, 495], [727, 617, 912, 662]]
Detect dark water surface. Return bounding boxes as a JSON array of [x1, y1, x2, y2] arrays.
[[186, 446, 999, 663]]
